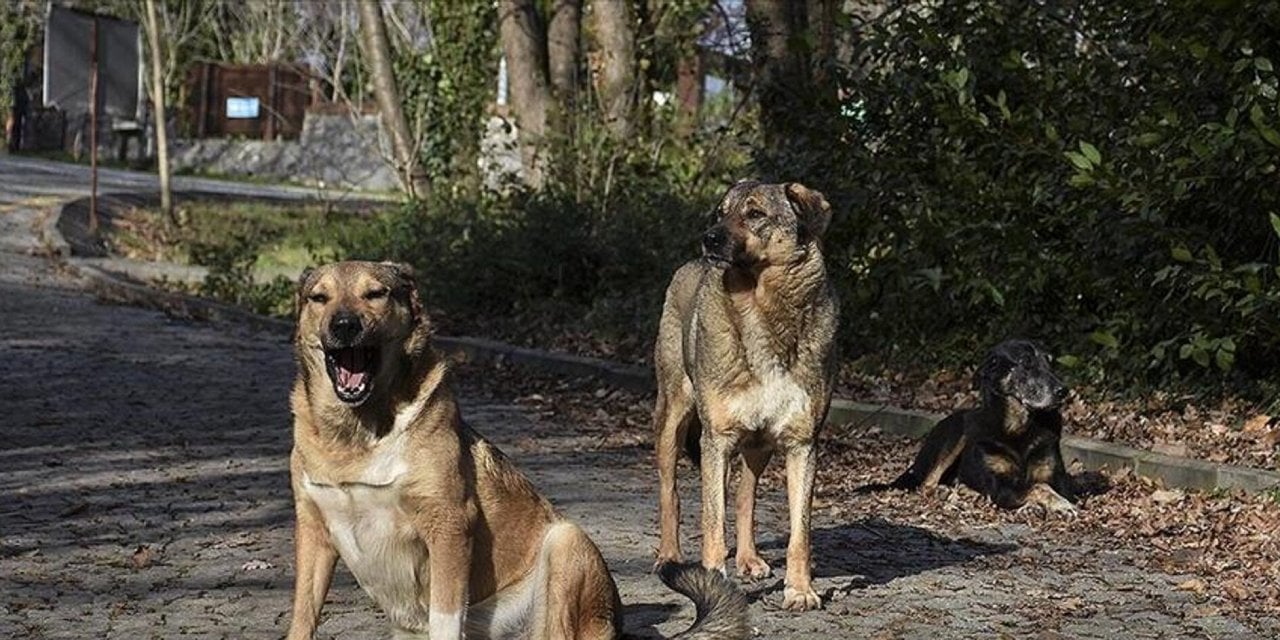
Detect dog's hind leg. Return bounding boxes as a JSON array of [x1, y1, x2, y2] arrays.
[[960, 445, 1028, 510], [901, 413, 966, 490], [533, 523, 622, 640], [734, 444, 774, 581], [1028, 442, 1077, 504], [655, 379, 697, 568]]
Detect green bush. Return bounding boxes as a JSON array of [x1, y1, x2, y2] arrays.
[[340, 131, 737, 353], [823, 0, 1280, 398]]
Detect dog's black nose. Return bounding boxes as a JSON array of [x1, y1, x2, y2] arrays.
[[330, 312, 362, 344], [1053, 385, 1070, 402], [702, 227, 728, 252]]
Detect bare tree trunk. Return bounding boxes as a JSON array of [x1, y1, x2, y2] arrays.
[[675, 49, 703, 135], [358, 0, 430, 197], [807, 0, 838, 89], [547, 0, 581, 105], [142, 0, 173, 221], [744, 0, 808, 148], [499, 0, 551, 187], [591, 0, 636, 139]]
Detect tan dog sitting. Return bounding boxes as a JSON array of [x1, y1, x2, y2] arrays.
[[287, 261, 747, 639], [653, 182, 839, 612]]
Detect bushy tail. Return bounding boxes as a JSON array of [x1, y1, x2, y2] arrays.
[[657, 562, 749, 640], [853, 469, 920, 494]]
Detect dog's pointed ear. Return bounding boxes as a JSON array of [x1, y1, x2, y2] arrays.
[[785, 182, 832, 241], [382, 261, 423, 321]]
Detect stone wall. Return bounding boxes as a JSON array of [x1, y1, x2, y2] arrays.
[[171, 112, 400, 192]]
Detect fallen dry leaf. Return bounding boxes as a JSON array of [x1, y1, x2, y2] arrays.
[[1151, 489, 1185, 505], [130, 545, 157, 570], [1222, 580, 1250, 601], [1242, 415, 1271, 434]]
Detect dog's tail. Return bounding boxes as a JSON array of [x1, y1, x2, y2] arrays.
[[657, 562, 749, 640], [853, 469, 921, 494]]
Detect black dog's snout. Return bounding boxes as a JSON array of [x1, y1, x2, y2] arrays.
[[702, 227, 728, 253], [329, 312, 363, 344], [1052, 384, 1070, 402]]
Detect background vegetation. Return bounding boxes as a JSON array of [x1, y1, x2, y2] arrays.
[[7, 0, 1280, 405]]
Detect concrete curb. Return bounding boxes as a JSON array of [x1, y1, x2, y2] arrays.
[[433, 340, 1280, 495], [75, 262, 294, 336], [39, 193, 1280, 496], [37, 207, 70, 258]]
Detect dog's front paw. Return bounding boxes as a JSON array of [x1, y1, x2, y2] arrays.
[[782, 586, 822, 612], [1046, 497, 1079, 517], [735, 553, 772, 581]]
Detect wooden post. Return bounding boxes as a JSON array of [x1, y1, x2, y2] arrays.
[[196, 64, 209, 138], [265, 64, 277, 141], [89, 16, 99, 234]]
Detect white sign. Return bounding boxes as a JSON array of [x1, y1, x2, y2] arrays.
[[226, 97, 260, 119]]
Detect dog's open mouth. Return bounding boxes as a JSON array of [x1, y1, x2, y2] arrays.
[[324, 346, 380, 404]]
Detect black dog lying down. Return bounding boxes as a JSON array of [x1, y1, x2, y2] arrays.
[[860, 340, 1078, 514]]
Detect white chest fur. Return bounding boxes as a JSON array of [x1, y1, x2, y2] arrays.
[[724, 368, 812, 433], [302, 429, 430, 632]]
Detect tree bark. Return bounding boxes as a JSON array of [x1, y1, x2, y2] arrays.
[[807, 0, 839, 88], [499, 0, 551, 186], [744, 0, 809, 147], [547, 0, 581, 105], [675, 49, 703, 135], [591, 0, 636, 139], [142, 0, 173, 221], [358, 0, 430, 198]]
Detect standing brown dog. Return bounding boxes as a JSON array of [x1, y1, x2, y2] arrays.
[[653, 181, 839, 612], [287, 261, 747, 640]]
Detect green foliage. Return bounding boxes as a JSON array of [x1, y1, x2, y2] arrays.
[[190, 232, 295, 317], [0, 2, 40, 131], [822, 0, 1280, 395], [395, 0, 497, 189], [340, 125, 739, 347], [112, 201, 364, 317]]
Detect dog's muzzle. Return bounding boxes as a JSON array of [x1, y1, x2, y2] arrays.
[[322, 312, 380, 405], [701, 226, 734, 266]]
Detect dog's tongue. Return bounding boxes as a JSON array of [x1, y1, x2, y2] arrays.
[[336, 348, 368, 389]]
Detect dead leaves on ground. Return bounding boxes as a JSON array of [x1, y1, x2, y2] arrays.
[[455, 359, 1280, 617]]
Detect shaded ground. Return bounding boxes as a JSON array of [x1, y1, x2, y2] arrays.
[[2, 244, 1278, 639]]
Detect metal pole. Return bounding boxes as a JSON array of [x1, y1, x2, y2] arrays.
[[89, 16, 99, 234]]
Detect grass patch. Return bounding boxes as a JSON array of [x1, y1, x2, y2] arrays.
[[109, 199, 376, 316]]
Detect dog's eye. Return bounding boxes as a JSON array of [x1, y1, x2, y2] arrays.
[[746, 209, 766, 221], [307, 293, 330, 304], [364, 288, 389, 301]]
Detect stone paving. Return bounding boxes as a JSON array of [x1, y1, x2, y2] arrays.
[[1, 160, 1277, 638]]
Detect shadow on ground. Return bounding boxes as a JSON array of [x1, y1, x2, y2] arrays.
[[753, 517, 1015, 602]]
